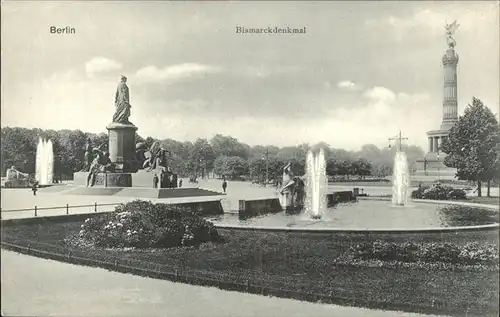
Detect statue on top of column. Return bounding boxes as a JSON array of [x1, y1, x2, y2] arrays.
[[113, 75, 132, 125], [445, 20, 460, 48]]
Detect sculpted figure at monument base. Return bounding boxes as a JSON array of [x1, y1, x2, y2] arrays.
[[3, 166, 32, 188], [6, 166, 29, 180], [86, 145, 116, 187]]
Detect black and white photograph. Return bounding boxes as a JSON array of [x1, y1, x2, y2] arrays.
[[1, 1, 499, 316]]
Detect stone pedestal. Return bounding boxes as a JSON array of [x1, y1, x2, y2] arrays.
[[73, 171, 132, 187], [106, 122, 138, 173]]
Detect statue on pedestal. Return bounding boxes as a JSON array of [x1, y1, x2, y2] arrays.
[[445, 20, 460, 48], [86, 144, 116, 187], [113, 75, 132, 124], [279, 162, 305, 209], [280, 162, 295, 194]]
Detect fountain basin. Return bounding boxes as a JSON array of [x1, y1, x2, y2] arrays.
[[207, 199, 499, 230]]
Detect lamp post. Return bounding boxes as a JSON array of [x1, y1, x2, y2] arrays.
[[265, 148, 269, 185], [199, 158, 203, 179], [261, 148, 270, 185], [437, 151, 440, 182], [388, 130, 408, 151]]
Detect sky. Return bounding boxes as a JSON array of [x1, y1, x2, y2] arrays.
[[1, 1, 499, 151]]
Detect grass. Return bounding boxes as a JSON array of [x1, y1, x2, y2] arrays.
[[1, 221, 499, 316], [465, 196, 499, 206], [439, 205, 499, 227]]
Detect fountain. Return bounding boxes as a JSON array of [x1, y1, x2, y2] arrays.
[[392, 150, 410, 206], [305, 148, 327, 219], [35, 137, 54, 185]]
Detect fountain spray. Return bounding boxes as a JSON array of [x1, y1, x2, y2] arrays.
[[35, 137, 54, 185], [389, 131, 410, 206], [305, 148, 327, 219]]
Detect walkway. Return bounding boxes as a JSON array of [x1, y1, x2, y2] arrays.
[[1, 250, 442, 317]]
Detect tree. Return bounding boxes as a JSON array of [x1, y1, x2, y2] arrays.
[[210, 134, 250, 159], [249, 145, 280, 160], [440, 97, 500, 197], [326, 158, 342, 176], [213, 155, 228, 177], [249, 157, 266, 182], [225, 156, 248, 180], [353, 158, 372, 179], [1, 127, 37, 175], [189, 138, 215, 178], [212, 155, 248, 180]]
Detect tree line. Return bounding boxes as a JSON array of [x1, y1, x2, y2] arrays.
[[0, 128, 425, 181]]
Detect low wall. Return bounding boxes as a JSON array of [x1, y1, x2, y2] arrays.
[[1, 211, 109, 227], [327, 191, 355, 206], [123, 188, 222, 199], [1, 200, 224, 227], [238, 198, 282, 217], [174, 200, 224, 216]]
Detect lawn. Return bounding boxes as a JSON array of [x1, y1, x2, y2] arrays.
[[1, 220, 498, 316], [465, 196, 499, 206], [439, 205, 499, 227]]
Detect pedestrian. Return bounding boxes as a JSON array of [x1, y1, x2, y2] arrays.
[[32, 181, 38, 196], [159, 170, 165, 189], [222, 176, 227, 193], [179, 179, 183, 188], [153, 173, 159, 188]]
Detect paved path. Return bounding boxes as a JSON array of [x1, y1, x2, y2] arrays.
[[1, 250, 442, 317], [2, 179, 496, 220]]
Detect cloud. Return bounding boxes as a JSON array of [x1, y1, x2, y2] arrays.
[[337, 80, 358, 91], [135, 63, 221, 83], [85, 57, 123, 77], [363, 86, 396, 103]]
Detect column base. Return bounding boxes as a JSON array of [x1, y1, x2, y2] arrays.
[[106, 122, 139, 173]]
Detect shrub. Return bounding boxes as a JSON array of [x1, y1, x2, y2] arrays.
[[448, 188, 467, 200], [411, 184, 467, 200], [77, 200, 220, 249]]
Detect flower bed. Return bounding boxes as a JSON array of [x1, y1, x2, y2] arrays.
[[72, 200, 220, 249], [333, 241, 499, 271], [411, 184, 467, 200]]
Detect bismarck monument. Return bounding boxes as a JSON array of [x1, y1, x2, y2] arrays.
[[415, 21, 460, 180], [75, 75, 138, 187], [72, 76, 221, 198]]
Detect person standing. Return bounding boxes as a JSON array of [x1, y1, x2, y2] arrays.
[[32, 181, 38, 196], [153, 173, 159, 188], [159, 170, 165, 189], [222, 176, 227, 193], [179, 179, 183, 188]]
